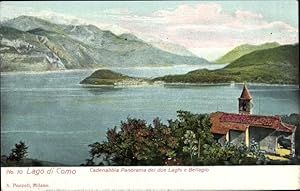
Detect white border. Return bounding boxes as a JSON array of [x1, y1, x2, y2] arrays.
[[1, 166, 299, 190]]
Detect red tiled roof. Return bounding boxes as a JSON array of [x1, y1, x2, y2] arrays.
[[280, 122, 296, 132], [220, 113, 280, 127], [210, 112, 296, 134], [239, 85, 252, 100], [210, 112, 231, 135]]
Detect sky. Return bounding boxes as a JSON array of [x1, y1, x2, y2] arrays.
[[0, 1, 298, 60]]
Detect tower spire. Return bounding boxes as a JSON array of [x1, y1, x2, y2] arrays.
[[238, 84, 252, 114], [240, 84, 252, 100]]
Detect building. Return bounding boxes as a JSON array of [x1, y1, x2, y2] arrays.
[[210, 85, 297, 157]]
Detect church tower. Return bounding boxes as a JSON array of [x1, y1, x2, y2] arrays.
[[238, 84, 252, 114]]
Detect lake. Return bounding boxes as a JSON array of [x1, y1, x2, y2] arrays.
[[1, 65, 299, 165]]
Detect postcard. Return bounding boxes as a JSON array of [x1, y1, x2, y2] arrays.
[[0, 1, 299, 190]]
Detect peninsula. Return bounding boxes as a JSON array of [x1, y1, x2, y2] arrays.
[[80, 69, 153, 86]]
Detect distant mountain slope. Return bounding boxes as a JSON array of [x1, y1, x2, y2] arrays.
[[1, 15, 66, 33], [155, 44, 299, 84], [0, 16, 211, 72], [215, 42, 280, 64], [0, 26, 100, 71], [147, 39, 197, 57]]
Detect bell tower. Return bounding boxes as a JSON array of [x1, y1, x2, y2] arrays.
[[238, 84, 252, 114]]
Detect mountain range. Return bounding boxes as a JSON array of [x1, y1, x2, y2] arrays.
[[0, 16, 210, 72]]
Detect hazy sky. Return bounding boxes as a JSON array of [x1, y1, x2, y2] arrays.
[[1, 1, 298, 60]]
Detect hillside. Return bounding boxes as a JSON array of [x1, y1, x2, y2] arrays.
[[0, 16, 211, 72], [154, 44, 299, 84], [0, 26, 100, 71], [215, 42, 280, 64], [80, 69, 150, 86]]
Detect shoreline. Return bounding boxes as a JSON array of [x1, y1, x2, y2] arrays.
[[162, 82, 300, 87], [0, 64, 225, 75], [80, 81, 300, 88], [80, 80, 165, 88], [1, 69, 298, 87]]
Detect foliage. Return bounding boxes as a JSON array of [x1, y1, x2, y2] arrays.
[[80, 69, 152, 85], [84, 69, 130, 80], [281, 113, 300, 127], [182, 130, 198, 162], [86, 117, 177, 165], [86, 111, 268, 166], [223, 140, 266, 165], [7, 141, 28, 162]]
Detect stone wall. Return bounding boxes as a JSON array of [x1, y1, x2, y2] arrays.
[[249, 127, 276, 153], [249, 126, 291, 154], [229, 130, 245, 146]]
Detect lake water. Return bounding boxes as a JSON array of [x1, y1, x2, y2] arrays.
[[1, 65, 299, 165]]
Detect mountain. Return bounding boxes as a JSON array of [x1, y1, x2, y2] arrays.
[[154, 44, 299, 84], [0, 16, 211, 72], [1, 15, 65, 33], [147, 39, 197, 57], [214, 42, 281, 64]]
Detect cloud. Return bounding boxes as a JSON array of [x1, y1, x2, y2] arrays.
[[117, 3, 298, 50], [154, 4, 226, 25], [150, 3, 297, 32], [234, 10, 263, 20], [152, 4, 265, 28]]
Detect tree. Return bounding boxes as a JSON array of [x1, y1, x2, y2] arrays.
[[182, 130, 198, 163], [87, 118, 166, 165], [86, 111, 267, 166], [87, 111, 223, 166], [168, 111, 225, 165], [8, 141, 28, 162]]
